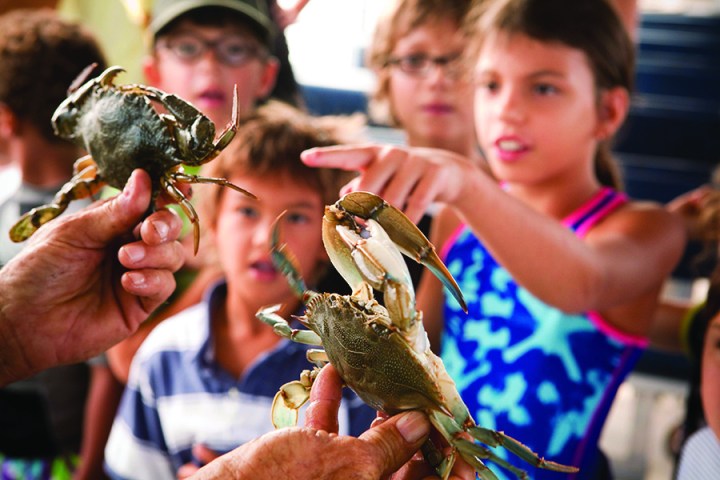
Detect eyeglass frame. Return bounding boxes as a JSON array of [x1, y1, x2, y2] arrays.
[[156, 33, 269, 67], [384, 52, 466, 79]]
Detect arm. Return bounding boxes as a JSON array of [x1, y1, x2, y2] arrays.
[[0, 169, 184, 386], [302, 145, 686, 333], [73, 362, 124, 480]]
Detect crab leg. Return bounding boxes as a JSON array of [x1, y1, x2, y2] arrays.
[[9, 157, 104, 242], [169, 171, 255, 199], [256, 305, 323, 346], [268, 214, 311, 298]]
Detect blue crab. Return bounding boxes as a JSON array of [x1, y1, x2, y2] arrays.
[[256, 191, 578, 480], [8, 64, 254, 253]]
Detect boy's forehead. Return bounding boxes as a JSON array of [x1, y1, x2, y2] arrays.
[[150, 0, 273, 45], [159, 18, 260, 40]]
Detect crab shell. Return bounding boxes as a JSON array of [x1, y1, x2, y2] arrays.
[[8, 65, 254, 252]]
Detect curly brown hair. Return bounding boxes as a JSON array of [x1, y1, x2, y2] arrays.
[[198, 101, 363, 229], [0, 9, 106, 142]]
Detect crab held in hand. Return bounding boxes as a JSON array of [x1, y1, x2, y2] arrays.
[[8, 64, 254, 253], [256, 191, 578, 480]]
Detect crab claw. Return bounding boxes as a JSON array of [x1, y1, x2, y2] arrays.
[[270, 212, 309, 298], [328, 192, 468, 313]]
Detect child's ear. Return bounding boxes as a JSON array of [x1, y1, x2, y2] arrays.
[[142, 55, 161, 87], [595, 86, 629, 140], [0, 103, 19, 139], [256, 57, 280, 99]]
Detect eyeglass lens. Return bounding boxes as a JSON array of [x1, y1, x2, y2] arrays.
[[163, 34, 261, 67]]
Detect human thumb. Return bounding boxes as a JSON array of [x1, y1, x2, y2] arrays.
[[359, 410, 431, 477], [84, 169, 153, 245]]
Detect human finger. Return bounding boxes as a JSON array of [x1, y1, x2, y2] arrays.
[[120, 268, 177, 313], [82, 169, 153, 246], [301, 144, 382, 171], [359, 410, 431, 477], [118, 237, 185, 273], [402, 168, 445, 225], [350, 145, 414, 203], [304, 364, 343, 433], [137, 208, 184, 246]]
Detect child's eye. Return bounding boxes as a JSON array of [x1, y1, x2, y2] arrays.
[[533, 83, 558, 95], [476, 79, 499, 93], [285, 212, 310, 225], [236, 206, 258, 218]]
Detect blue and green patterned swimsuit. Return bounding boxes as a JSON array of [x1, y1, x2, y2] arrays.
[[441, 187, 646, 479]]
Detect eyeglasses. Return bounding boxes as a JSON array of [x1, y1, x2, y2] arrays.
[[159, 34, 266, 67], [385, 52, 465, 78]]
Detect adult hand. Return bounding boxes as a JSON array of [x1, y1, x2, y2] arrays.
[[301, 144, 484, 224], [272, 0, 311, 31], [666, 185, 719, 240], [0, 169, 184, 385], [190, 365, 474, 479]]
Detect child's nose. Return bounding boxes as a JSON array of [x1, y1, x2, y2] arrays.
[[497, 87, 525, 123], [253, 219, 275, 246]]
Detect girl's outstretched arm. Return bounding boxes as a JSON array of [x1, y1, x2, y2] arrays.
[[302, 144, 686, 336]]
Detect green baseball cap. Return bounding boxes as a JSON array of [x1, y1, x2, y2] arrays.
[[149, 0, 274, 45]]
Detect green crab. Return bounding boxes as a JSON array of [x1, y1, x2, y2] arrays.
[[256, 191, 578, 480], [8, 64, 253, 253]]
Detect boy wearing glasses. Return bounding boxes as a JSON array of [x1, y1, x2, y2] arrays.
[[143, 0, 279, 129], [107, 0, 280, 385]]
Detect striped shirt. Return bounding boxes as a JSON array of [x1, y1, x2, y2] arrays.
[[676, 427, 720, 480], [105, 281, 375, 480]]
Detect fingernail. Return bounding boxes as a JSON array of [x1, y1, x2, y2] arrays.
[[301, 149, 316, 164], [124, 245, 146, 263], [153, 220, 169, 241], [395, 411, 429, 443], [126, 271, 146, 287]]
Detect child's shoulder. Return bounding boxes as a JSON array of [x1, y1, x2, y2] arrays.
[[597, 197, 684, 236], [136, 304, 208, 361]]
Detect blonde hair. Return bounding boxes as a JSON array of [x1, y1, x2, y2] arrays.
[[366, 0, 473, 126]]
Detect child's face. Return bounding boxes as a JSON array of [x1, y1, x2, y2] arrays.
[[144, 20, 278, 127], [473, 31, 607, 186], [387, 19, 475, 149], [212, 172, 327, 309], [702, 313, 720, 441]]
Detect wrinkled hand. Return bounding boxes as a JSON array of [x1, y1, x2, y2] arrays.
[[0, 169, 184, 385], [190, 365, 429, 480], [301, 144, 483, 224]]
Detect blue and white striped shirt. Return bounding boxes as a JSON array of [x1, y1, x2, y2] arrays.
[[105, 281, 375, 480], [676, 427, 720, 479]]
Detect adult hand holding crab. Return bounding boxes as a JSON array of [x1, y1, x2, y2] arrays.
[[0, 169, 185, 386], [188, 364, 474, 480]]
